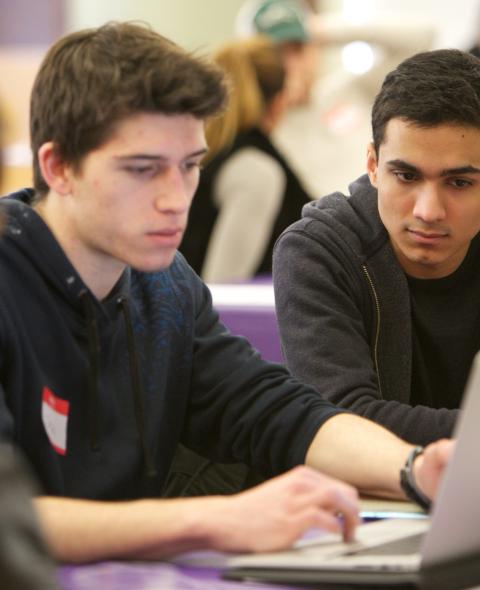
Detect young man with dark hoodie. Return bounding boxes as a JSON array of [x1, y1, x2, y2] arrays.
[[0, 22, 450, 563], [274, 49, 480, 448]]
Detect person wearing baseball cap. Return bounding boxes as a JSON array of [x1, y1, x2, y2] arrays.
[[236, 0, 318, 105]]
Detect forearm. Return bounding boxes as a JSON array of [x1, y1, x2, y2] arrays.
[[305, 413, 412, 499], [34, 495, 222, 563], [34, 466, 363, 562]]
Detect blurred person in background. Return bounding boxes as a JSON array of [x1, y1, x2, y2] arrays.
[[180, 36, 311, 282], [236, 0, 435, 197], [0, 449, 57, 589], [236, 0, 318, 106]]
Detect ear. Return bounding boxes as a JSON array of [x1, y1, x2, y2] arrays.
[[37, 142, 72, 195], [366, 142, 378, 188]]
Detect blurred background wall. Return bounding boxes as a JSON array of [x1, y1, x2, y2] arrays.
[[0, 0, 479, 193], [65, 0, 248, 49]]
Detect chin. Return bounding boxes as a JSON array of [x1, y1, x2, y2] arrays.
[[132, 253, 177, 273]]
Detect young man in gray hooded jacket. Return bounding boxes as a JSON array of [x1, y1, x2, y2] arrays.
[[274, 49, 480, 446]]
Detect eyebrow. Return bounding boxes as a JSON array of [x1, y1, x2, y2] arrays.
[[386, 159, 480, 176], [116, 148, 209, 161]]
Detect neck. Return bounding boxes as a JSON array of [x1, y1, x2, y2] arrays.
[[34, 195, 125, 300], [259, 114, 275, 135], [259, 94, 285, 135]]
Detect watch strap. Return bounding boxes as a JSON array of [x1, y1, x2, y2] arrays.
[[400, 446, 432, 512]]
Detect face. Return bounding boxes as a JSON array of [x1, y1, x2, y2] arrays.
[[282, 43, 318, 106], [367, 119, 480, 279], [53, 112, 207, 283]]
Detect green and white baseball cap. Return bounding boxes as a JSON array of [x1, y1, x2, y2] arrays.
[[236, 0, 310, 43]]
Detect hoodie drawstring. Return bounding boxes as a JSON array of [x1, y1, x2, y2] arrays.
[[117, 295, 157, 479], [81, 292, 101, 452], [80, 291, 157, 479]]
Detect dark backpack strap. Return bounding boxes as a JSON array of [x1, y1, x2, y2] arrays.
[[162, 445, 264, 497]]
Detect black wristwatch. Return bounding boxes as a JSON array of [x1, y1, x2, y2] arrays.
[[400, 446, 432, 512]]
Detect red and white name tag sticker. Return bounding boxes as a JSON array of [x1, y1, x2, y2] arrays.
[[41, 387, 69, 456]]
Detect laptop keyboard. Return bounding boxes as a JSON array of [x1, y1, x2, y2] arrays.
[[346, 532, 424, 557]]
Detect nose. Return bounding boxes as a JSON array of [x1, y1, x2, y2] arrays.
[[412, 183, 446, 223], [153, 167, 193, 215]]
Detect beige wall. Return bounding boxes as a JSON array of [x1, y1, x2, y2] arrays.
[[65, 0, 247, 52], [0, 48, 44, 193]]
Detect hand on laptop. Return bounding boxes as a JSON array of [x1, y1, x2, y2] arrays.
[[208, 465, 360, 554], [414, 439, 454, 501]]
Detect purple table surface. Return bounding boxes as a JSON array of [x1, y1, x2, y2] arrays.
[[58, 551, 306, 590], [209, 280, 284, 364]]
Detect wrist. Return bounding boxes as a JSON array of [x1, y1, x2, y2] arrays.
[[399, 446, 431, 512], [190, 495, 233, 552]]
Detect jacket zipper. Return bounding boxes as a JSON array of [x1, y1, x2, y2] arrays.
[[361, 265, 383, 398]]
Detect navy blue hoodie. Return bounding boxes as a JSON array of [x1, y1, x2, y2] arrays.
[[0, 190, 342, 500]]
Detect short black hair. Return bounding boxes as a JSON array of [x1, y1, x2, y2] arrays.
[[372, 49, 480, 154]]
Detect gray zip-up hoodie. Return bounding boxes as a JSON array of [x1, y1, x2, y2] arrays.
[[273, 174, 458, 445]]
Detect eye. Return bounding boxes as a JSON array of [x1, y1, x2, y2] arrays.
[[181, 160, 203, 173], [447, 178, 473, 189], [393, 171, 418, 183], [123, 164, 157, 176]]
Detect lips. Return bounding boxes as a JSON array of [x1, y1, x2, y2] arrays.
[[147, 227, 183, 237], [143, 227, 184, 249], [408, 229, 448, 238], [406, 227, 449, 246]]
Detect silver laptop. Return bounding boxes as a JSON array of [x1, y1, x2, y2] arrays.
[[225, 352, 480, 588]]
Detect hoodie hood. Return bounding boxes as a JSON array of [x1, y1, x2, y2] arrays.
[[300, 174, 389, 264], [0, 190, 131, 320]]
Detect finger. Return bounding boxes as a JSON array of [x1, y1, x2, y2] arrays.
[[298, 507, 357, 541], [284, 466, 361, 510], [316, 488, 360, 542], [435, 439, 454, 465], [312, 510, 343, 536], [284, 487, 355, 512], [294, 489, 360, 542], [295, 507, 343, 538], [339, 508, 360, 542]]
